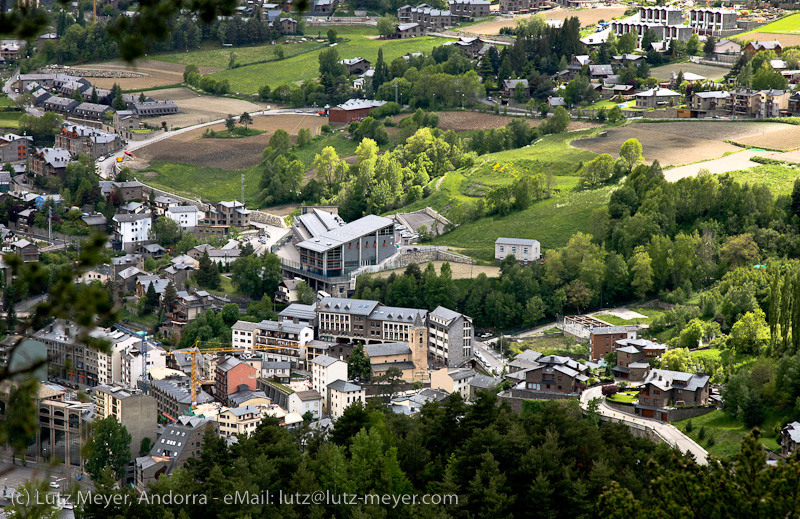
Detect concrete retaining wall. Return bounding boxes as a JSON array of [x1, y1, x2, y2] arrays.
[[42, 65, 149, 78], [668, 406, 716, 422]]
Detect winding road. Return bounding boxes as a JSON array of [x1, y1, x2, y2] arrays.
[[580, 385, 709, 464]]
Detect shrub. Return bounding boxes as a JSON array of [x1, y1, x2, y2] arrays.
[[321, 124, 332, 134], [601, 384, 619, 397], [698, 425, 706, 440], [706, 435, 715, 446], [685, 420, 693, 432]]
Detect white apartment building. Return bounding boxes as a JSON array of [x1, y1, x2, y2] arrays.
[[112, 213, 152, 253], [309, 355, 348, 411], [327, 380, 366, 420], [166, 206, 202, 230]]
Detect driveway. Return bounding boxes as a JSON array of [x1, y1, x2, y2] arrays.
[[580, 385, 708, 464]]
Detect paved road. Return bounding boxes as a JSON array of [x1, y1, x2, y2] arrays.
[[474, 340, 505, 374], [580, 385, 708, 464]]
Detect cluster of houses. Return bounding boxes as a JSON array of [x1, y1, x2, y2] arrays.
[[503, 314, 716, 423], [0, 269, 482, 490], [17, 72, 178, 125]]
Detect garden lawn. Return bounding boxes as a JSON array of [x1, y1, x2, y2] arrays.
[[154, 40, 326, 70], [205, 28, 453, 93], [0, 95, 15, 107], [513, 335, 589, 357], [607, 390, 639, 404], [674, 409, 783, 459], [0, 111, 23, 129], [593, 307, 667, 326]]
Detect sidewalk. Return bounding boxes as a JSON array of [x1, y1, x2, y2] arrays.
[[580, 385, 708, 464]]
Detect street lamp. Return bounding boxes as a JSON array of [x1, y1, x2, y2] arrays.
[[462, 93, 465, 110]]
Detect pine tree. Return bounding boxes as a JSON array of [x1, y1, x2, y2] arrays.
[[373, 47, 389, 90], [143, 282, 159, 314], [163, 281, 178, 313], [112, 83, 126, 110]]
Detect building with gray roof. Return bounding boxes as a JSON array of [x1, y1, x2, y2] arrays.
[[495, 237, 540, 263], [134, 100, 179, 117], [635, 369, 711, 421], [148, 376, 214, 418]]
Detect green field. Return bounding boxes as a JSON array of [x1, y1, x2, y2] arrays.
[[203, 27, 453, 93], [140, 133, 359, 207], [738, 13, 800, 35], [143, 161, 262, 205], [389, 129, 606, 259], [155, 39, 326, 70], [674, 409, 782, 459], [724, 165, 800, 196], [0, 111, 23, 129], [0, 95, 16, 108]]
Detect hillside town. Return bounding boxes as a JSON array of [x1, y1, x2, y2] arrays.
[[3, 0, 800, 517]]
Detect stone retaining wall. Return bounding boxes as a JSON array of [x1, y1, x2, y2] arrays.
[[251, 210, 287, 228]]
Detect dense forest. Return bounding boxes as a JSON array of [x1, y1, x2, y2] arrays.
[[61, 394, 800, 519]]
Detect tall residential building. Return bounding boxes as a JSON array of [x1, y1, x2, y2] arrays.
[[94, 384, 158, 460]]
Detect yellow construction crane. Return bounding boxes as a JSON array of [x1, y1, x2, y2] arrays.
[[164, 340, 299, 408]]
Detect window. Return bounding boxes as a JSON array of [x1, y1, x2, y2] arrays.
[[512, 247, 516, 253], [524, 248, 528, 254], [499, 246, 504, 252]]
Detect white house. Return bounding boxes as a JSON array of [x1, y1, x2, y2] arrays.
[[494, 237, 540, 263], [166, 205, 202, 230], [232, 321, 258, 350], [112, 213, 152, 252], [287, 389, 322, 419], [327, 380, 366, 420], [310, 354, 348, 411]]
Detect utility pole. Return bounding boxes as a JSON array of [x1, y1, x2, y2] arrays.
[[48, 206, 52, 243], [241, 173, 245, 206], [141, 326, 147, 392]]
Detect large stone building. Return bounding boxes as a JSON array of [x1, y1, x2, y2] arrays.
[[55, 123, 121, 159], [315, 297, 473, 367], [0, 133, 31, 163]]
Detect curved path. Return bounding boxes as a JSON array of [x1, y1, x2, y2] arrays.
[[580, 385, 709, 465]]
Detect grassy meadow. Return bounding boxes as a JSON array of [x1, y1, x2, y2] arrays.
[[202, 27, 452, 93]]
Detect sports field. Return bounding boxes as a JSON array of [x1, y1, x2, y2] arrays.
[[203, 27, 453, 93]]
